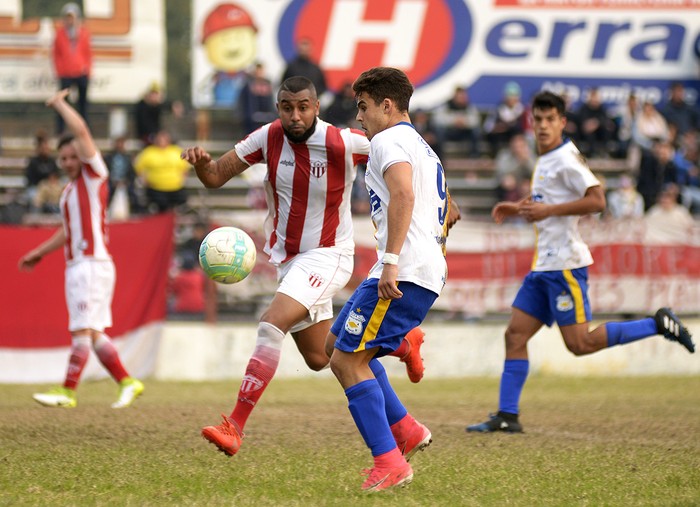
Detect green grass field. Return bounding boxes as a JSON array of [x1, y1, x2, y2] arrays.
[[1, 376, 699, 507]]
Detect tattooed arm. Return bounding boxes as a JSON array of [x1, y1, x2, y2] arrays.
[[180, 147, 249, 189]]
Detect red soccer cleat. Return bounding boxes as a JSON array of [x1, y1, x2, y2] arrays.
[[201, 414, 244, 456], [361, 461, 413, 492], [391, 414, 432, 461], [400, 327, 425, 383]]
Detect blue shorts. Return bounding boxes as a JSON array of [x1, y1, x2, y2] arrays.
[[512, 267, 591, 327], [332, 278, 438, 357]]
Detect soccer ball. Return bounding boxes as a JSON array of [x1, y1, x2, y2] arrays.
[[198, 226, 257, 284]]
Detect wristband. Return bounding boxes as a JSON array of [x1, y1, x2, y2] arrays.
[[382, 253, 399, 265]]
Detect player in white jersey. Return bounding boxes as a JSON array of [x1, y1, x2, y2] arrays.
[[326, 67, 452, 492], [468, 91, 694, 435], [18, 89, 144, 409], [181, 76, 430, 458]]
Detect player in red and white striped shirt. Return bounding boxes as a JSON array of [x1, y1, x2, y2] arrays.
[[19, 89, 144, 409], [182, 76, 428, 458]]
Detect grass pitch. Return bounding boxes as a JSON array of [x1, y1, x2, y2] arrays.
[[1, 376, 699, 506]]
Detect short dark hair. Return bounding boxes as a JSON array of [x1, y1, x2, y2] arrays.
[[278, 76, 317, 101], [57, 134, 74, 150], [352, 67, 414, 112], [532, 91, 566, 116]]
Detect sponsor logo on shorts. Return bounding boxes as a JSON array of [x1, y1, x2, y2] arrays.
[[345, 310, 366, 336], [556, 292, 574, 312], [308, 272, 325, 288]]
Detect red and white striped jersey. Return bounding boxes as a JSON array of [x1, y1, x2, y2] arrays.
[[60, 153, 111, 263], [235, 118, 369, 265]]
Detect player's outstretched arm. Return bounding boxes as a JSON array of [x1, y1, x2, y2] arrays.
[[46, 89, 97, 160], [18, 228, 66, 271], [181, 147, 248, 189]]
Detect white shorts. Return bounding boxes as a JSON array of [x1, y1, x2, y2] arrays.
[[65, 259, 115, 332], [276, 247, 353, 334]]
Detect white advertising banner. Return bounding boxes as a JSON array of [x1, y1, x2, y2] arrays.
[[190, 0, 700, 109], [0, 0, 165, 102]]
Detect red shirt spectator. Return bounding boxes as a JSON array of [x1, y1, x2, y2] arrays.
[[52, 3, 92, 134], [170, 264, 206, 314], [53, 22, 92, 78]]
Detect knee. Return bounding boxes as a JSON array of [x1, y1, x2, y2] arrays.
[[329, 354, 342, 378], [504, 327, 529, 353], [564, 337, 596, 356], [303, 352, 329, 372], [324, 339, 335, 361]]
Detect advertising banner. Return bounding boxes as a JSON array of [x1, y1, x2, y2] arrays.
[[0, 213, 174, 383], [0, 0, 165, 102], [191, 0, 700, 110]]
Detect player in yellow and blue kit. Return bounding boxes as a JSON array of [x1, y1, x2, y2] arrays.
[[326, 67, 454, 492], [468, 91, 695, 434]]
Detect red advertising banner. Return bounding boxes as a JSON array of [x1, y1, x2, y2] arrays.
[[1, 213, 174, 349]]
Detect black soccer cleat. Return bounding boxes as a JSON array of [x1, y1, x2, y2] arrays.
[[466, 412, 523, 433], [655, 307, 695, 354]]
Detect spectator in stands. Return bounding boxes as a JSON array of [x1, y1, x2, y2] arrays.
[[0, 188, 27, 224], [606, 172, 645, 219], [673, 130, 700, 214], [323, 81, 358, 128], [432, 86, 482, 157], [134, 130, 190, 213], [52, 3, 91, 134], [612, 93, 640, 159], [33, 168, 64, 214], [178, 220, 209, 265], [494, 134, 535, 204], [238, 62, 276, 133], [636, 139, 679, 210], [660, 82, 698, 136], [134, 83, 164, 146], [412, 109, 443, 160], [281, 38, 327, 99], [484, 81, 525, 156], [562, 92, 580, 144], [104, 136, 140, 216], [24, 131, 60, 209], [495, 173, 524, 203], [169, 255, 206, 315], [495, 134, 535, 182], [645, 183, 695, 243], [576, 87, 616, 158], [632, 100, 670, 151]]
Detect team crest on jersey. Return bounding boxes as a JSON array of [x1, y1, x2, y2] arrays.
[[556, 292, 574, 312], [310, 160, 327, 178], [345, 310, 366, 336], [308, 271, 325, 288]]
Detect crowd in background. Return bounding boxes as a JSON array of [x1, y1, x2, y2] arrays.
[[1, 17, 699, 315]]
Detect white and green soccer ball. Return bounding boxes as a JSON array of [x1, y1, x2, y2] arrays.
[[199, 226, 257, 284]]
